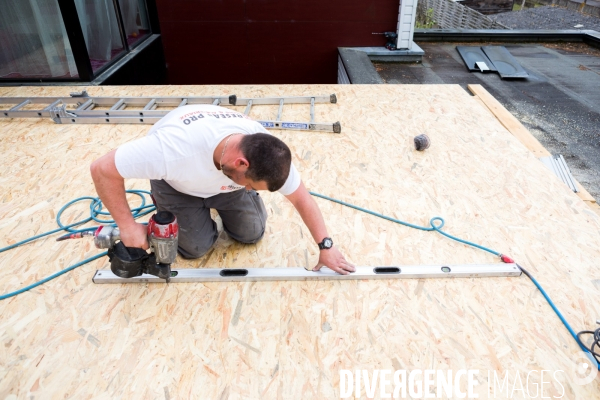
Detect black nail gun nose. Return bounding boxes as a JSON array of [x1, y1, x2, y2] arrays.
[[57, 211, 179, 282]]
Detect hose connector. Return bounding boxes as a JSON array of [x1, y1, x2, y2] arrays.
[[500, 254, 514, 263]]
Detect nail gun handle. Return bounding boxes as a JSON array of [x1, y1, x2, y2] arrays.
[[94, 225, 120, 249]]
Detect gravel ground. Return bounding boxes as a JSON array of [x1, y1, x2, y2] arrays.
[[489, 6, 600, 30]]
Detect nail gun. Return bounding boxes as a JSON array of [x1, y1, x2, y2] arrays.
[[57, 211, 178, 282]]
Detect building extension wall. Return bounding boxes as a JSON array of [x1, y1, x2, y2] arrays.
[[155, 0, 399, 84]]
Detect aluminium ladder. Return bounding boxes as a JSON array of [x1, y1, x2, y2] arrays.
[[0, 91, 341, 133], [92, 263, 521, 284]]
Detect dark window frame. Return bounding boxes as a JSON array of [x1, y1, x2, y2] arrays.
[[0, 0, 158, 84]]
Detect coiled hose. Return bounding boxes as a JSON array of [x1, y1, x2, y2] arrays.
[[0, 190, 155, 300], [0, 190, 597, 371]]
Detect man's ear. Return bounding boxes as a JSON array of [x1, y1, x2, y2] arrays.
[[234, 157, 250, 170]]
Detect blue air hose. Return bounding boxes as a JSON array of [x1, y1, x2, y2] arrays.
[[310, 191, 599, 369], [309, 191, 501, 257], [0, 252, 107, 300], [1, 189, 597, 370], [0, 190, 155, 300]]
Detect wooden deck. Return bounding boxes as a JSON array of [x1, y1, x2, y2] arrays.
[[0, 84, 598, 398]]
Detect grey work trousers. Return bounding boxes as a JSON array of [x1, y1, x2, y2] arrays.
[[150, 180, 267, 259]]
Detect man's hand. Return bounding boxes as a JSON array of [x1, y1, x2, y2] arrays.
[[312, 246, 355, 275], [285, 182, 355, 275], [118, 222, 149, 250], [91, 150, 149, 250]]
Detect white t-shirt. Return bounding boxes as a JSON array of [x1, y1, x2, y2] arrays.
[[114, 105, 301, 198]]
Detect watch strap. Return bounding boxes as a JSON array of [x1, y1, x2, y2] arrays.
[[318, 237, 333, 250]]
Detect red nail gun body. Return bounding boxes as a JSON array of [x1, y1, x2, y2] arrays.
[[58, 211, 178, 282]]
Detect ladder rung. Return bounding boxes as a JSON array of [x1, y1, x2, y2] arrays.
[[310, 97, 315, 124], [178, 99, 188, 107], [143, 99, 156, 110], [10, 100, 31, 111], [276, 99, 284, 121], [43, 100, 62, 111], [110, 99, 125, 110], [76, 99, 94, 111], [212, 99, 221, 106], [244, 100, 253, 115]]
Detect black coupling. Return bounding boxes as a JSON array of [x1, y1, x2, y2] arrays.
[[107, 242, 171, 281]]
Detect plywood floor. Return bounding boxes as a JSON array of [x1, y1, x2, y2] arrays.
[[0, 85, 598, 399]]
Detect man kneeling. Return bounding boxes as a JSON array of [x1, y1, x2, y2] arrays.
[[90, 104, 354, 274]]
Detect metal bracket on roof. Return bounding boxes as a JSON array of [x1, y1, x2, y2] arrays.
[[49, 105, 77, 124], [539, 154, 579, 193], [475, 62, 490, 72]]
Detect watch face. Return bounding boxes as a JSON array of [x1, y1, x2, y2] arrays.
[[323, 238, 333, 248]]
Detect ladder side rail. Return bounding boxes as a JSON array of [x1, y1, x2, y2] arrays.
[[257, 120, 341, 133], [182, 97, 231, 106], [57, 116, 163, 124], [0, 97, 71, 105], [0, 94, 335, 108], [54, 116, 341, 133], [3, 110, 54, 118], [236, 95, 333, 106]]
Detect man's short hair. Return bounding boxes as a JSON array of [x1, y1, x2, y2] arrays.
[[239, 133, 291, 191]]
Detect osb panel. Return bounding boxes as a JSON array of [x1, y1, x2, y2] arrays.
[[0, 85, 598, 399]]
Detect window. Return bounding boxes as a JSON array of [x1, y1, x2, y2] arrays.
[[0, 0, 78, 79], [0, 0, 156, 82], [119, 0, 151, 49], [74, 0, 126, 72]]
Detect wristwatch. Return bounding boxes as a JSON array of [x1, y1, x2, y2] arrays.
[[318, 237, 333, 250]]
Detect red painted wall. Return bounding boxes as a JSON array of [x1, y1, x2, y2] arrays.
[[155, 0, 399, 84]]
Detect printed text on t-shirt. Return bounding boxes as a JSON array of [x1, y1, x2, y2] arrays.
[[180, 111, 250, 126]]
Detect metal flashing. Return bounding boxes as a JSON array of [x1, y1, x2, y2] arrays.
[[481, 46, 529, 78], [456, 46, 498, 71], [539, 154, 579, 193]]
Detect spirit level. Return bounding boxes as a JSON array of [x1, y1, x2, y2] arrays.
[[92, 263, 521, 283]]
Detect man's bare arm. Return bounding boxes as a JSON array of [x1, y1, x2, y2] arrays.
[[285, 181, 354, 274], [90, 149, 148, 249]]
